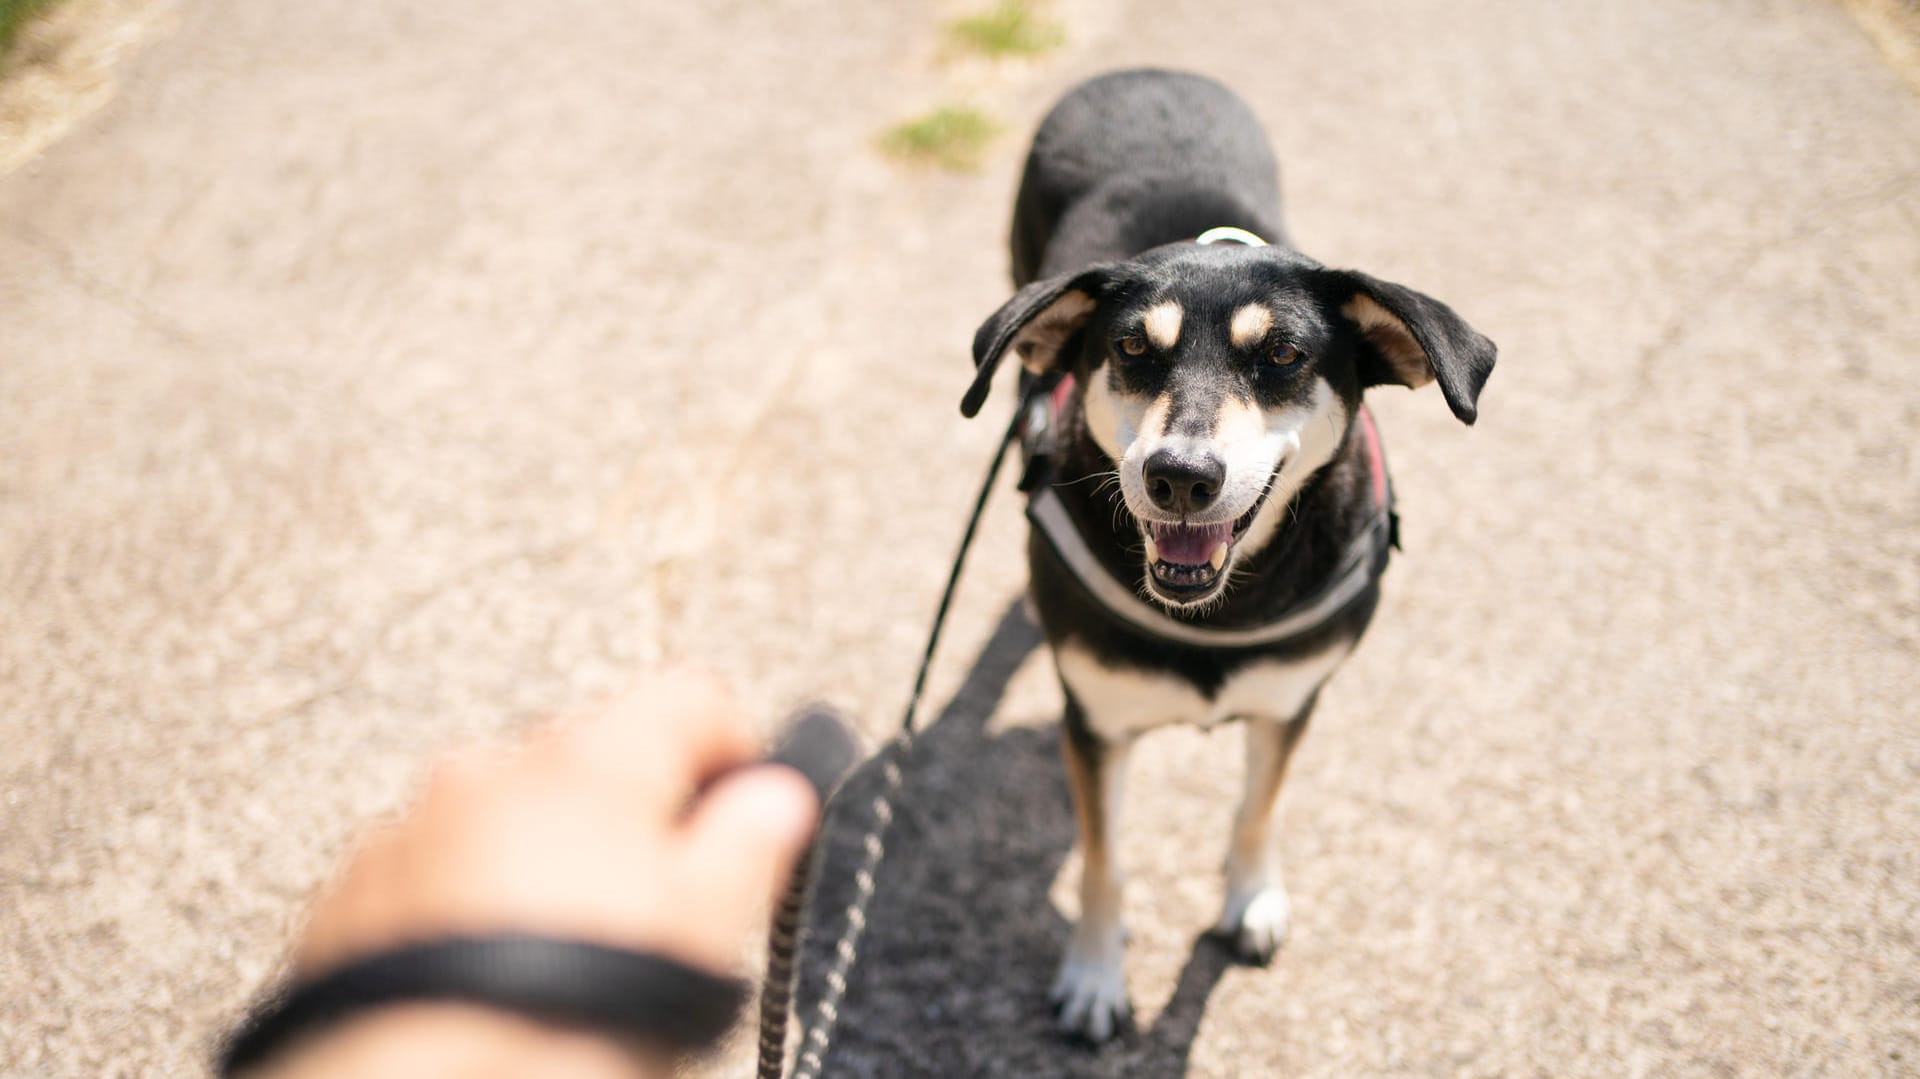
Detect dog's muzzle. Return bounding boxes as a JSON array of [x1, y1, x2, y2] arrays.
[[1140, 481, 1274, 601]]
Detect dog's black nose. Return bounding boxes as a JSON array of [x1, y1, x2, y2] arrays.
[[1144, 450, 1226, 514]]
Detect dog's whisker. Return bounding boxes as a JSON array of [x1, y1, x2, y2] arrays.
[[1057, 470, 1117, 490]]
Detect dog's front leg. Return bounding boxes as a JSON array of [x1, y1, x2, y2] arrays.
[[1052, 700, 1133, 1043], [1213, 697, 1316, 963]]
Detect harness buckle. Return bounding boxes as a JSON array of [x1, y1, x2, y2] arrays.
[[1016, 394, 1054, 492], [1016, 372, 1064, 492]]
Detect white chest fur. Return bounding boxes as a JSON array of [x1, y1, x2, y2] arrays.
[[1054, 638, 1353, 740]]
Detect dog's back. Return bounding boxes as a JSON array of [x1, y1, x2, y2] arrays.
[[1011, 70, 1288, 284]]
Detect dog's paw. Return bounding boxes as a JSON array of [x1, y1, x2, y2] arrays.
[[1212, 883, 1291, 965], [1050, 948, 1131, 1044]]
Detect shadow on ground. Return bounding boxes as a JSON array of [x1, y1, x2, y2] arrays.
[[793, 600, 1241, 1078]]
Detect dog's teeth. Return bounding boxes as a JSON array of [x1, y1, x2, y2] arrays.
[[1144, 535, 1159, 563], [1209, 546, 1227, 571]]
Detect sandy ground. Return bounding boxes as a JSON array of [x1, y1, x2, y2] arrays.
[[2, 0, 1917, 1076], [0, 0, 177, 177]]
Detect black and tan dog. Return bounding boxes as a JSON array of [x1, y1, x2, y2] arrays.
[[961, 69, 1497, 1043]]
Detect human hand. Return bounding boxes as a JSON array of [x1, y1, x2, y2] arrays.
[[297, 669, 820, 978], [251, 670, 820, 1079]]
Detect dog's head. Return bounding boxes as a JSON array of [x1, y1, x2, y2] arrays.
[[964, 242, 1496, 610]]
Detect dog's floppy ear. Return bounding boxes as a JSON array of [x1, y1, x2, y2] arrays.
[[961, 266, 1116, 418], [1325, 269, 1498, 425]]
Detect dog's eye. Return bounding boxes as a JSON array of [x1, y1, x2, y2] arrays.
[[1116, 336, 1149, 358], [1267, 343, 1303, 367]]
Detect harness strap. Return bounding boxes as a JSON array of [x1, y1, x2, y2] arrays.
[[1027, 404, 1395, 652]]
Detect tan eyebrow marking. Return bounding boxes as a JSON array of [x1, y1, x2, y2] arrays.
[[1230, 304, 1273, 348], [1142, 302, 1183, 350]]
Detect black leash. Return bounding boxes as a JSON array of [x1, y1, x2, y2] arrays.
[[754, 712, 855, 1077], [896, 383, 1037, 748], [755, 384, 1036, 1079]]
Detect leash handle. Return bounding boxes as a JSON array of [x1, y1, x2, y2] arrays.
[[761, 707, 859, 806]]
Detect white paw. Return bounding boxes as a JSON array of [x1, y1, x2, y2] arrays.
[[1213, 883, 1291, 964], [1050, 939, 1131, 1043]]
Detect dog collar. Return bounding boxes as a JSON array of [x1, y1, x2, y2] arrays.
[[1195, 225, 1269, 247], [1027, 406, 1395, 651]]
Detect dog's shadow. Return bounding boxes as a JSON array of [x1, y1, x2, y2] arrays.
[[792, 600, 1238, 1078]]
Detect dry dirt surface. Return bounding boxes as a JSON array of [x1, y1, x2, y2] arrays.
[[0, 0, 176, 177], [3, 1, 1918, 1077]]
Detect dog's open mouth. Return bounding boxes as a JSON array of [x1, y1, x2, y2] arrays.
[[1142, 494, 1269, 599]]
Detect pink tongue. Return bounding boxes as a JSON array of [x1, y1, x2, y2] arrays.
[[1151, 522, 1231, 566]]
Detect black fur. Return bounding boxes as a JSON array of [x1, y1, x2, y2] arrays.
[[1010, 70, 1288, 285], [966, 67, 1498, 716], [965, 68, 1499, 1041]]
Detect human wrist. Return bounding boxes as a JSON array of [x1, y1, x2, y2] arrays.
[[223, 933, 748, 1078], [248, 1003, 669, 1079]]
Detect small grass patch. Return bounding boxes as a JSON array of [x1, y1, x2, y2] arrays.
[[946, 0, 1064, 59], [878, 105, 1000, 171], [0, 0, 60, 60]]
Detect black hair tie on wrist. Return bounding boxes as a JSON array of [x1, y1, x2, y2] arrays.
[[218, 934, 749, 1076]]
